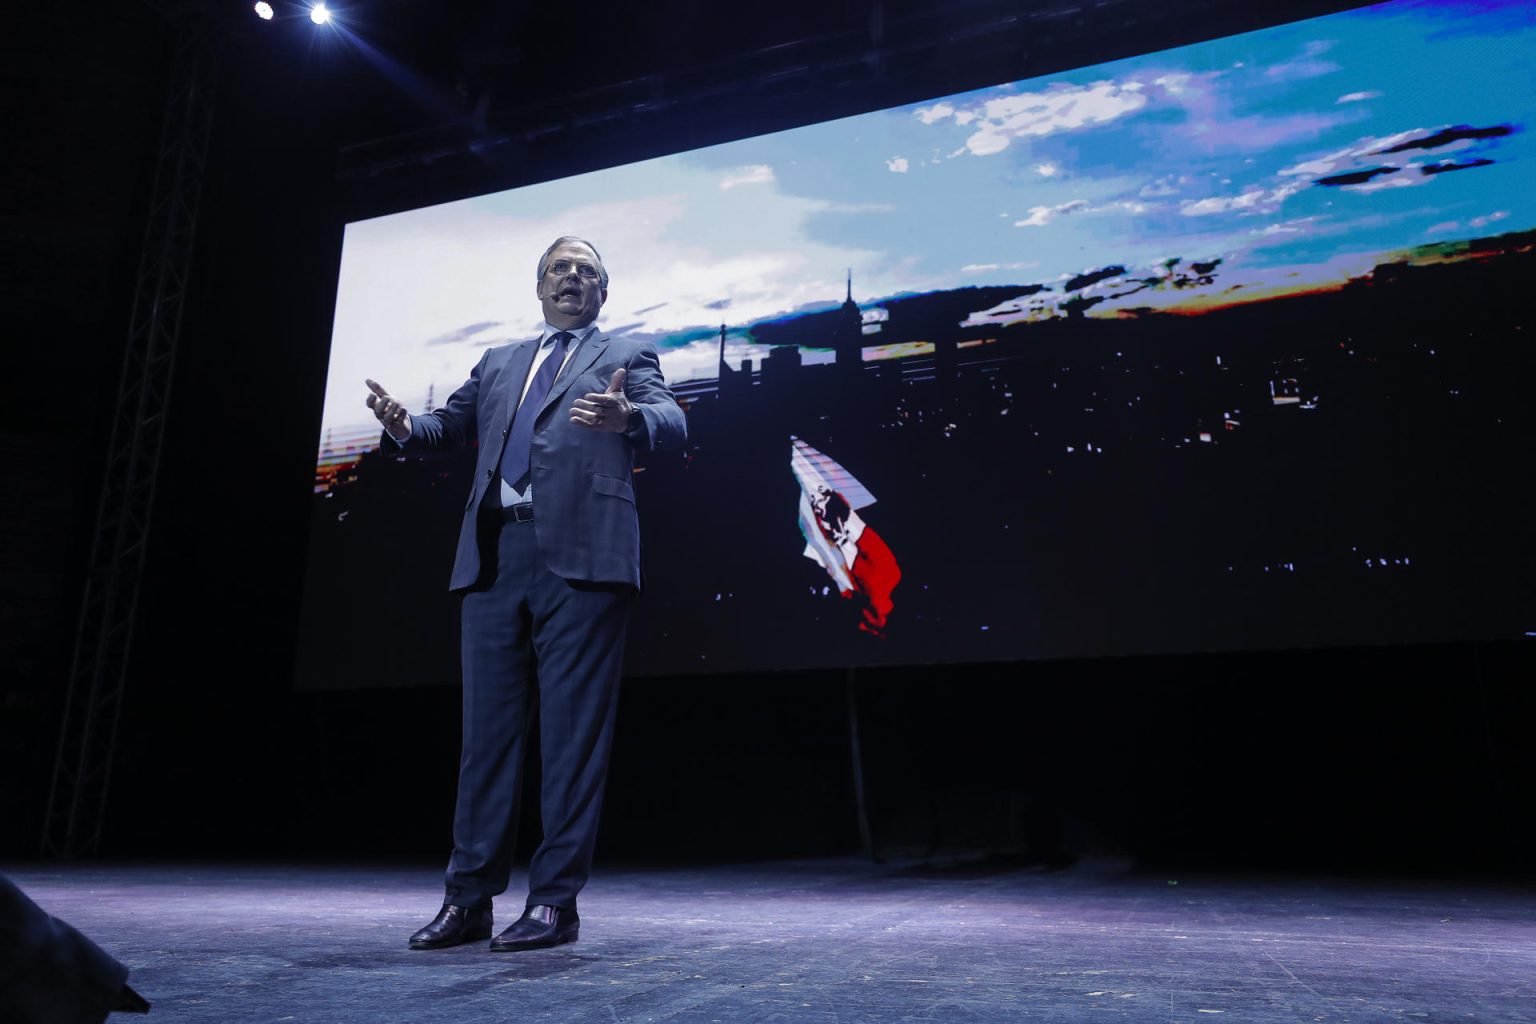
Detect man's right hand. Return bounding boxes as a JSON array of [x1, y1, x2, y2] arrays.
[[366, 379, 412, 443]]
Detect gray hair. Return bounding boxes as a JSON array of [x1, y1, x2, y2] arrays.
[[537, 236, 609, 288]]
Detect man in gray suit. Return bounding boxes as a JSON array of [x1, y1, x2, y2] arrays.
[[365, 236, 686, 952]]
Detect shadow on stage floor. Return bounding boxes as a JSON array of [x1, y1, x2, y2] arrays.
[[5, 858, 1533, 1023]]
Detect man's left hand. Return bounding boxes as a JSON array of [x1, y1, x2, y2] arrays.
[[570, 368, 636, 432]]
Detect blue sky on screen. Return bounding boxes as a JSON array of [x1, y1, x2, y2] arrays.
[[322, 0, 1534, 440]]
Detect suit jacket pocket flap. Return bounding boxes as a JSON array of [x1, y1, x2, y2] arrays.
[[591, 473, 635, 503]]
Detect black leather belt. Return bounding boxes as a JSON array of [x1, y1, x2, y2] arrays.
[[498, 502, 535, 523]]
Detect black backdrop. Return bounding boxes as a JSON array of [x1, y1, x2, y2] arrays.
[[3, 0, 1534, 872]]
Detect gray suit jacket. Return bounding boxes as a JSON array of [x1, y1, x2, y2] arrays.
[[395, 330, 686, 591]]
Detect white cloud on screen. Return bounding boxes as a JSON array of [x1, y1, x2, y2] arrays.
[[916, 79, 1151, 156], [1139, 175, 1186, 197], [1263, 41, 1340, 82], [1276, 126, 1466, 180], [914, 67, 1347, 162], [1016, 197, 1149, 228], [322, 161, 888, 431], [1420, 210, 1508, 236], [1015, 200, 1087, 227], [914, 102, 955, 124], [1181, 185, 1299, 216], [719, 164, 776, 189], [1153, 72, 1193, 95], [1251, 217, 1315, 237], [886, 157, 909, 173], [961, 261, 1040, 273], [824, 202, 896, 213], [1176, 116, 1505, 225], [1342, 175, 1419, 194], [1337, 90, 1381, 103]]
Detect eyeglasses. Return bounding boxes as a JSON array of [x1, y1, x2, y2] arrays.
[[546, 260, 601, 280]]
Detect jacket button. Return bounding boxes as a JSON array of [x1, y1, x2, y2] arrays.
[[485, 469, 493, 479], [502, 428, 509, 439]]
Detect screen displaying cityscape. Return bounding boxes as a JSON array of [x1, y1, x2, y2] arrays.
[[299, 0, 1535, 687]]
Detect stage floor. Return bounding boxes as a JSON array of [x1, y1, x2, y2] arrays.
[[5, 858, 1534, 1023]]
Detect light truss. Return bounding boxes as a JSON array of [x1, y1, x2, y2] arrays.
[[41, 23, 219, 858]]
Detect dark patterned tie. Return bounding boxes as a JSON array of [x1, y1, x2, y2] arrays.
[[498, 330, 572, 494]]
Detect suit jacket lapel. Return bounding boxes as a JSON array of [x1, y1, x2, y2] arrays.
[[498, 338, 541, 430], [540, 330, 609, 417]]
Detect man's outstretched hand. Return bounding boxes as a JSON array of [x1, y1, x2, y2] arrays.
[[366, 379, 412, 442], [570, 369, 636, 433]]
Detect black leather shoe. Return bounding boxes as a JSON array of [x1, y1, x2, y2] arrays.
[[409, 904, 493, 950], [489, 904, 579, 952]]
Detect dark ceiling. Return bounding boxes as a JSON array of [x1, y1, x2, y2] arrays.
[[203, 0, 1377, 214]]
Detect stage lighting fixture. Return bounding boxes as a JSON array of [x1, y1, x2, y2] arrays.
[[310, 3, 331, 24], [253, 2, 273, 19]]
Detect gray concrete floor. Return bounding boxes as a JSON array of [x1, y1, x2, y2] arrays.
[[5, 858, 1534, 1023]]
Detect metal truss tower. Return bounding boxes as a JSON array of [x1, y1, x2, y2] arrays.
[[41, 22, 218, 858]]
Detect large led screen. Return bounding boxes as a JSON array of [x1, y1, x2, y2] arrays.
[[299, 0, 1535, 687]]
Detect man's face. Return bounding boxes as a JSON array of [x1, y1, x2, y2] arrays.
[[536, 242, 608, 330]]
